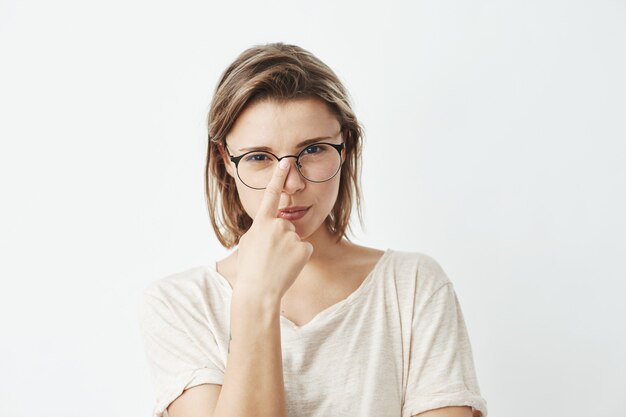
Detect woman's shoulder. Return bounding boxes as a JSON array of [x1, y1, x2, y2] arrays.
[[343, 243, 387, 268], [141, 262, 227, 307], [341, 244, 450, 288], [383, 248, 453, 291], [386, 248, 447, 269], [343, 244, 445, 272]]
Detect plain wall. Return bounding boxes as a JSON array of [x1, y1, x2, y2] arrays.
[[1, 0, 624, 416]]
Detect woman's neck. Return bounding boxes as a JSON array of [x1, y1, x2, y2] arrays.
[[302, 224, 352, 265]]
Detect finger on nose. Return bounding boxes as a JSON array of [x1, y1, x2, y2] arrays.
[[258, 159, 290, 218]]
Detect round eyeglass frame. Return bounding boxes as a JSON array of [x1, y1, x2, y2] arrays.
[[225, 142, 345, 190]]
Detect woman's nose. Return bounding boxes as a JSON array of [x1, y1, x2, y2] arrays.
[[281, 157, 305, 194]]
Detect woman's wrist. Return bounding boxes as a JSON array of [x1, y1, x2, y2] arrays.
[[231, 283, 282, 313]]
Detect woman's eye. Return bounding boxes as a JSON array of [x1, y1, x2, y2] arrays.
[[304, 145, 321, 154], [244, 153, 269, 162]]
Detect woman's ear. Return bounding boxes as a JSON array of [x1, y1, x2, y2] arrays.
[[340, 128, 347, 162], [217, 141, 236, 178]]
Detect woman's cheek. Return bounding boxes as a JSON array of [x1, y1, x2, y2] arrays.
[[237, 188, 260, 220]]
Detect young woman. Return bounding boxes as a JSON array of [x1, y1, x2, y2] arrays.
[[140, 42, 488, 417]]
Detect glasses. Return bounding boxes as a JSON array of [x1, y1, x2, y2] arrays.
[[226, 141, 345, 190]]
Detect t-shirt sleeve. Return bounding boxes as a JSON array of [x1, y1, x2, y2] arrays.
[[139, 290, 225, 417], [402, 265, 488, 417]]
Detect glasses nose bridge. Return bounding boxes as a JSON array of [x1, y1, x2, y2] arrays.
[[276, 154, 302, 169], [276, 154, 298, 162]]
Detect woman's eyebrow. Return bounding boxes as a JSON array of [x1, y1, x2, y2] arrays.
[[238, 136, 332, 152]]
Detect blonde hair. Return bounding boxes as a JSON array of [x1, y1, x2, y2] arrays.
[[205, 42, 364, 248]]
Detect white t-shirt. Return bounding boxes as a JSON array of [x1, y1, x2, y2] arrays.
[[139, 249, 488, 417]]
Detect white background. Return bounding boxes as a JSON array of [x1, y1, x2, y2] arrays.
[[1, 1, 625, 416]]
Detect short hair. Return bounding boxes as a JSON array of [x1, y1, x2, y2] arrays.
[[205, 42, 364, 248]]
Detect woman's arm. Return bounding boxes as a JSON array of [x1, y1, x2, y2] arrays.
[[167, 160, 309, 417], [167, 287, 285, 417], [413, 406, 474, 417]]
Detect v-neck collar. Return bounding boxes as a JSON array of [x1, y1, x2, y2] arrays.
[[208, 248, 392, 334]]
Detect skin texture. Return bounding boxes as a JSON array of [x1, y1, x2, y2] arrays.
[[222, 97, 344, 251]]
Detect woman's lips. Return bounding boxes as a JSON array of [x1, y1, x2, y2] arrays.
[[277, 206, 310, 220]]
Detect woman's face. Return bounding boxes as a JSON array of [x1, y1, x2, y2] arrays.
[[222, 97, 345, 240]]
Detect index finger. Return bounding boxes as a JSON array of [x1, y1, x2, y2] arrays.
[[257, 158, 290, 219]]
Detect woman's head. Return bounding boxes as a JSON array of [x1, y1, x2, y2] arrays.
[[206, 42, 364, 248]]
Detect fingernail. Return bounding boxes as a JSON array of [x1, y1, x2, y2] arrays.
[[279, 159, 289, 169]]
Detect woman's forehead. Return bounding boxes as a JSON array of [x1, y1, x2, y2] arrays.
[[226, 99, 341, 150], [237, 98, 337, 128]]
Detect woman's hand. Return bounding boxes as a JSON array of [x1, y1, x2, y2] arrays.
[[233, 159, 314, 300]]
